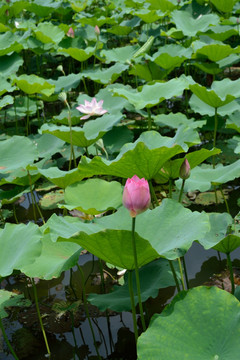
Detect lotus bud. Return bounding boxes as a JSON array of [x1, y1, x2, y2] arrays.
[[123, 175, 151, 218], [58, 92, 67, 104], [94, 25, 100, 36], [179, 159, 190, 180], [67, 27, 75, 38]]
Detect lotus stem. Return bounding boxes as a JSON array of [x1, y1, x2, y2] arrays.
[[168, 260, 181, 292], [0, 317, 19, 360], [212, 107, 218, 169], [77, 264, 102, 360], [149, 180, 158, 208], [147, 107, 152, 130], [31, 279, 51, 357], [226, 252, 235, 295], [27, 171, 45, 224], [178, 179, 185, 203], [182, 256, 189, 289], [98, 259, 106, 294], [131, 217, 146, 331], [66, 101, 77, 170], [219, 185, 230, 215], [169, 178, 172, 198], [177, 257, 186, 291], [128, 270, 138, 342]]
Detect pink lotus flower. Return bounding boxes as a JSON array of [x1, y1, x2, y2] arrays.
[[179, 159, 190, 180], [76, 98, 108, 120], [94, 25, 100, 35], [67, 27, 75, 38], [123, 175, 151, 217]]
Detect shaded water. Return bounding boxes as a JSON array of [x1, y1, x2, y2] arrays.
[[1, 187, 240, 359]]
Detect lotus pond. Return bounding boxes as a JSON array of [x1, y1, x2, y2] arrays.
[[1, 0, 240, 359]]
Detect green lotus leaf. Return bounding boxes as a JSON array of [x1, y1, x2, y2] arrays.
[[29, 134, 65, 159], [148, 0, 177, 12], [0, 290, 31, 319], [0, 95, 14, 110], [189, 95, 240, 116], [100, 45, 139, 64], [78, 131, 184, 180], [40, 112, 123, 147], [211, 213, 240, 254], [28, 0, 62, 17], [133, 9, 164, 23], [204, 25, 238, 41], [13, 74, 55, 96], [0, 167, 40, 187], [0, 53, 23, 78], [49, 73, 81, 93], [0, 32, 23, 56], [58, 46, 95, 62], [226, 111, 240, 133], [0, 75, 16, 96], [82, 63, 129, 84], [96, 199, 210, 260], [0, 222, 42, 277], [218, 53, 240, 68], [154, 112, 206, 129], [192, 41, 235, 62], [189, 83, 235, 108], [175, 160, 240, 192], [148, 44, 192, 70], [155, 148, 221, 183], [138, 286, 240, 360], [198, 212, 233, 249], [35, 167, 83, 188], [111, 75, 195, 109], [22, 234, 82, 280], [34, 22, 65, 44], [193, 61, 222, 75], [0, 186, 30, 205], [75, 14, 116, 27], [0, 136, 38, 173], [171, 10, 219, 37], [43, 214, 159, 270], [210, 0, 236, 12], [103, 126, 134, 154], [88, 258, 177, 312], [62, 179, 123, 214]]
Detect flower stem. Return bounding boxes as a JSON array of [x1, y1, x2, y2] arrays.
[[66, 101, 76, 170], [219, 185, 230, 215], [149, 180, 158, 207], [212, 107, 218, 169], [77, 264, 102, 360], [169, 178, 172, 198], [177, 257, 186, 291], [31, 279, 51, 357], [226, 252, 235, 295], [128, 270, 138, 343], [147, 107, 152, 131], [178, 179, 185, 203], [0, 317, 19, 360], [168, 260, 180, 292], [182, 256, 189, 289], [131, 217, 146, 331]]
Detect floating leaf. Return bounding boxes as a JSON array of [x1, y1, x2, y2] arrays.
[[39, 189, 65, 210], [88, 258, 177, 312], [0, 290, 31, 319], [138, 286, 240, 360]]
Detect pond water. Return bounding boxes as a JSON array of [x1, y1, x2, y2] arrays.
[[1, 187, 240, 360]]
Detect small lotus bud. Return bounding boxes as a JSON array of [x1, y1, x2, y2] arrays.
[[67, 27, 75, 38], [58, 92, 67, 104], [123, 175, 151, 218], [179, 159, 190, 180], [94, 25, 100, 36]]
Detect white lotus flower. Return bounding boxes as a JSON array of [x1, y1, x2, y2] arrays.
[[76, 97, 108, 120]]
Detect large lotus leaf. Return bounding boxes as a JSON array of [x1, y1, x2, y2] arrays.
[[0, 136, 38, 173], [193, 41, 235, 62], [189, 94, 240, 116], [204, 25, 238, 41], [88, 258, 177, 312], [132, 9, 164, 23], [43, 214, 159, 270], [226, 111, 240, 133], [0, 75, 16, 96], [0, 186, 30, 205], [198, 212, 233, 250], [82, 63, 129, 84], [0, 31, 23, 56], [58, 46, 95, 62], [0, 222, 42, 277], [111, 75, 195, 109], [22, 234, 82, 280], [154, 112, 206, 129], [103, 125, 134, 154], [29, 133, 65, 159], [0, 290, 31, 319], [148, 0, 177, 11], [210, 0, 235, 12], [28, 0, 62, 17], [78, 131, 184, 180], [100, 45, 139, 64], [63, 179, 123, 214], [49, 73, 81, 93], [175, 160, 240, 192], [156, 148, 221, 183], [0, 167, 40, 187], [0, 95, 14, 110], [138, 286, 240, 360], [34, 22, 65, 44], [193, 61, 222, 75], [0, 53, 23, 78], [96, 199, 210, 260], [148, 45, 192, 70], [40, 112, 123, 147], [171, 10, 219, 37], [35, 167, 83, 188], [189, 83, 235, 108], [211, 213, 240, 254], [13, 74, 55, 96]]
